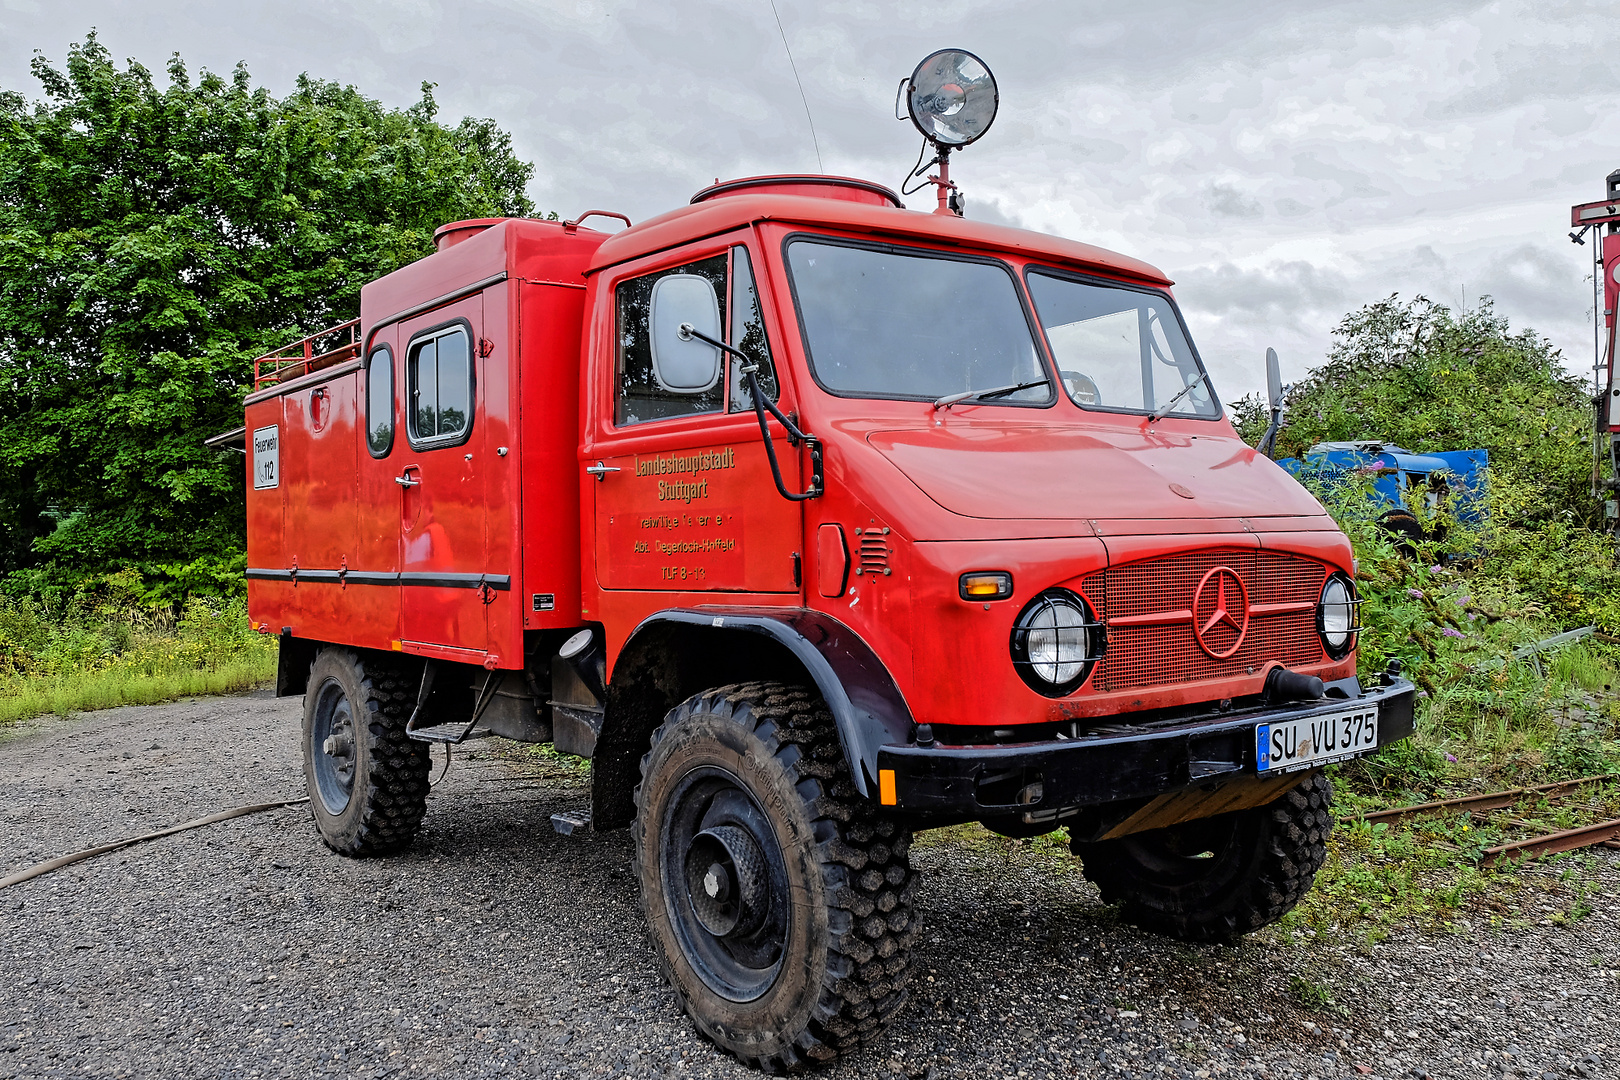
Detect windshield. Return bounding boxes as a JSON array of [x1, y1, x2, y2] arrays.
[[1026, 270, 1219, 418], [785, 239, 1052, 405]]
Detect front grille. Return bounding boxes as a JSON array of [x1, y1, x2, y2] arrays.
[[1081, 549, 1327, 693]]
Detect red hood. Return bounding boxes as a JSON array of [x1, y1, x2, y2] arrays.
[[866, 423, 1325, 523]]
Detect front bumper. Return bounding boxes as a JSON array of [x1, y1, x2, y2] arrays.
[[878, 677, 1416, 820]]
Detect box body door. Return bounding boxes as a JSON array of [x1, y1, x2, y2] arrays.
[[354, 333, 403, 645], [281, 376, 359, 643], [398, 295, 492, 656]]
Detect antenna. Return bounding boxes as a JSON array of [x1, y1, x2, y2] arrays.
[[768, 0, 824, 173]]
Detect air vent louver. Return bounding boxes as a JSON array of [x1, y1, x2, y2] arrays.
[[854, 527, 891, 577]]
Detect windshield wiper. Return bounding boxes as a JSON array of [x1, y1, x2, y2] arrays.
[[1147, 371, 1211, 423], [932, 379, 1049, 410]]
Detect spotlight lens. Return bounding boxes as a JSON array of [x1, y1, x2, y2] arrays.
[[907, 49, 998, 147]]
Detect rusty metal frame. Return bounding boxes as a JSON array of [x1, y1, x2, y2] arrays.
[[1349, 773, 1620, 866], [1481, 818, 1620, 866], [1355, 774, 1615, 824], [251, 318, 362, 390]]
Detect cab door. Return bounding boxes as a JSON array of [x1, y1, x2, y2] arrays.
[[585, 241, 800, 596], [397, 296, 491, 655]]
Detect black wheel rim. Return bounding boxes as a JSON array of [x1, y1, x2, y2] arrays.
[[1117, 814, 1241, 887], [660, 765, 791, 1002], [310, 677, 357, 815]]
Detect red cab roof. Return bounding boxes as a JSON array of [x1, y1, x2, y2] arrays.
[[588, 189, 1173, 287]]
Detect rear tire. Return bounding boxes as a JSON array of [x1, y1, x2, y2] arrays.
[[1073, 771, 1333, 942], [633, 682, 918, 1072], [1377, 510, 1426, 558], [301, 648, 431, 856]]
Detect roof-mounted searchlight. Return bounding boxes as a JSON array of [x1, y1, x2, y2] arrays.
[[897, 49, 998, 216]]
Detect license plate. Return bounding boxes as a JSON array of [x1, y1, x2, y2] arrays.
[[1256, 705, 1379, 773]]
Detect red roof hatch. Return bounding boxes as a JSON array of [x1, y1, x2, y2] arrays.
[[690, 175, 903, 208], [433, 218, 508, 251]]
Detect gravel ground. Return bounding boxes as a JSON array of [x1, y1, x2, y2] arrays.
[[0, 690, 1615, 1080]]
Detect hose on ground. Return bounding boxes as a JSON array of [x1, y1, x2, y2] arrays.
[[0, 798, 309, 892]]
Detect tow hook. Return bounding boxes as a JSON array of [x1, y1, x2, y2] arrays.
[[1264, 667, 1325, 704]]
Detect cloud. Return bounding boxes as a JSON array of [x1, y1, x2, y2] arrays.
[[1204, 181, 1263, 220], [1, 0, 1612, 400]]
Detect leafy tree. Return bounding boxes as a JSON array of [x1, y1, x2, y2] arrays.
[[0, 33, 534, 597]]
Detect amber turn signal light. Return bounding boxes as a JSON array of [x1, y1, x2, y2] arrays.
[[959, 571, 1013, 601]]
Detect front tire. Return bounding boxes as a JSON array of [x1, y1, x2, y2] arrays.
[[633, 682, 918, 1072], [1073, 771, 1334, 942], [301, 648, 431, 856]]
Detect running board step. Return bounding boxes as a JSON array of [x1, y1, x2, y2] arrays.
[[404, 660, 501, 745], [407, 721, 480, 744], [550, 813, 590, 835]]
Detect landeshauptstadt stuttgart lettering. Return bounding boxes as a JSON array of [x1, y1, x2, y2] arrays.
[[635, 447, 736, 503]]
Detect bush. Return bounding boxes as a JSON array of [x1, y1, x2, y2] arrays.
[[0, 580, 275, 727], [0, 32, 537, 587], [1266, 296, 1620, 799]]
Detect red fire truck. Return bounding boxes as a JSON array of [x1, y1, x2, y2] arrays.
[[238, 51, 1414, 1071]]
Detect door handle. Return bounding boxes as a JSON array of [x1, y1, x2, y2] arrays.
[[585, 461, 620, 481], [395, 469, 420, 487]]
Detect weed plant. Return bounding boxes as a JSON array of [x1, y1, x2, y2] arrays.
[[0, 571, 275, 727]]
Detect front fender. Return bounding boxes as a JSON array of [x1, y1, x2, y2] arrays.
[[615, 606, 915, 799]]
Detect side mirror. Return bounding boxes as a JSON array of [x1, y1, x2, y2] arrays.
[[649, 275, 723, 393], [1257, 346, 1284, 460]]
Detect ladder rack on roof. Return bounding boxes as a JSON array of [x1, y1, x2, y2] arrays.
[[251, 318, 362, 390]]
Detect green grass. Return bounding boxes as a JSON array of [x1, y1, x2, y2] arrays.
[[0, 591, 276, 728], [1273, 629, 1620, 941], [485, 737, 594, 782], [1287, 972, 1338, 1012]]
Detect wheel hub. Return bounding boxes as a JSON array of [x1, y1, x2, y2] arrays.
[[659, 769, 792, 1002], [310, 679, 357, 815], [685, 824, 767, 937]]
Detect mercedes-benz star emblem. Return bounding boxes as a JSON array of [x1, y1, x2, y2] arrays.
[[1192, 566, 1250, 659]]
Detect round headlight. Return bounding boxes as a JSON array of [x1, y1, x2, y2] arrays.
[[1319, 575, 1356, 658], [1010, 590, 1096, 697], [906, 49, 999, 148]]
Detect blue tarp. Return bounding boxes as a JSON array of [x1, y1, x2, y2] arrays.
[[1277, 441, 1489, 525]]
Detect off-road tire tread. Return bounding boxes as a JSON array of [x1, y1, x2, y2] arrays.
[[305, 648, 431, 857], [633, 681, 918, 1074], [1078, 772, 1333, 942]]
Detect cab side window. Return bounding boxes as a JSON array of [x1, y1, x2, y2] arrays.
[[728, 246, 779, 411], [408, 324, 473, 446], [365, 346, 393, 456], [615, 247, 781, 426], [616, 255, 727, 425]]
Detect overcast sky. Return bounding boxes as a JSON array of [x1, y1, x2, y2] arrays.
[[3, 0, 1617, 403]]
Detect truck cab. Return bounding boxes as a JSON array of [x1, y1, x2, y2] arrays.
[[243, 173, 1414, 1072]]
